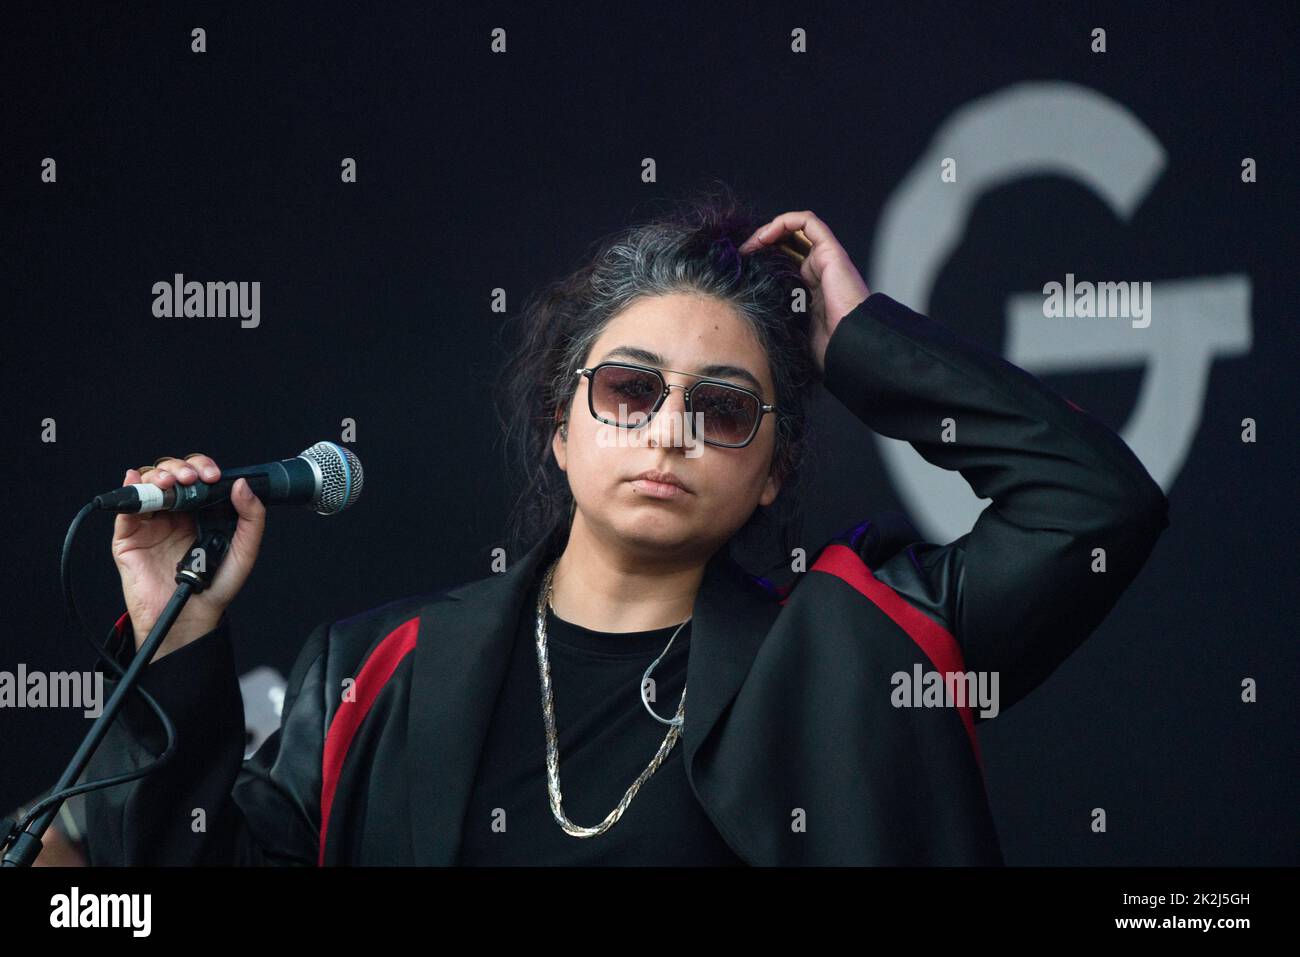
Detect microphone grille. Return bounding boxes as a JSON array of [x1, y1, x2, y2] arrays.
[[299, 441, 364, 515]]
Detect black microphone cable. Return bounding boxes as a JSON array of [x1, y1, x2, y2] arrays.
[[1, 502, 179, 854]]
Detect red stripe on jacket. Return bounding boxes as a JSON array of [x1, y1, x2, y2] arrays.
[[318, 617, 419, 866], [806, 543, 985, 771]]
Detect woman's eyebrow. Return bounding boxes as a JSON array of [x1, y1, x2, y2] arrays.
[[598, 345, 762, 391]]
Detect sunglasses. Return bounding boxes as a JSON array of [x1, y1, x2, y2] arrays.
[[574, 361, 776, 448]]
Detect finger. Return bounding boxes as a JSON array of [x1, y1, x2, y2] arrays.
[[740, 211, 839, 255], [227, 478, 267, 570], [776, 238, 808, 265], [153, 457, 201, 484], [738, 218, 778, 254], [786, 228, 813, 254], [739, 219, 812, 268], [769, 212, 839, 251], [183, 453, 220, 483], [800, 255, 819, 288]]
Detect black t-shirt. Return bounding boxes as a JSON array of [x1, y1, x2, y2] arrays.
[[455, 576, 746, 865]]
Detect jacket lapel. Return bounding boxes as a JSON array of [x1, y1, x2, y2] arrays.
[[406, 528, 780, 865], [406, 529, 558, 865], [677, 549, 781, 786]]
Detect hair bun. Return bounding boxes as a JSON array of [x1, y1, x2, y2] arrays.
[[706, 235, 742, 282]]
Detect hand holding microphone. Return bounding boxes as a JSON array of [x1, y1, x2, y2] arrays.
[[105, 442, 362, 661], [111, 454, 262, 660]]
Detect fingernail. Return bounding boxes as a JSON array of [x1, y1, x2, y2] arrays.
[[180, 467, 196, 479]]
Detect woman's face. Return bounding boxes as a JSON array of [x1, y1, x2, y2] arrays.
[[552, 292, 781, 563]]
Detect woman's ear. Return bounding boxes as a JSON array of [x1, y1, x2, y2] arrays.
[[759, 456, 783, 507], [552, 412, 568, 470]]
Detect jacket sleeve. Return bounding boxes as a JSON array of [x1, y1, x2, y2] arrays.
[[83, 612, 332, 865], [821, 292, 1170, 716]]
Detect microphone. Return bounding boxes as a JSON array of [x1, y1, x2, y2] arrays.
[[93, 441, 364, 516]]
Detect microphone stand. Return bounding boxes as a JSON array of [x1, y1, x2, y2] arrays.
[[1, 504, 238, 867]]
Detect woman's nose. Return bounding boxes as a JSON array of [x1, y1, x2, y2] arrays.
[[647, 382, 692, 448]]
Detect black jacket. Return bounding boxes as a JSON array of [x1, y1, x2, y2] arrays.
[[84, 292, 1170, 866]]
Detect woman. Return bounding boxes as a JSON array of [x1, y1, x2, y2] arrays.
[[86, 194, 1169, 866]]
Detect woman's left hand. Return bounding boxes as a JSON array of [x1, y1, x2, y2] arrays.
[[738, 210, 871, 374]]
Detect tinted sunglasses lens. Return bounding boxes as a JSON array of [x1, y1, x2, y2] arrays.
[[692, 383, 759, 445], [591, 366, 661, 424]]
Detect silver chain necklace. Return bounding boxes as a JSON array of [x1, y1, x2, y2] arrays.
[[535, 556, 689, 837]]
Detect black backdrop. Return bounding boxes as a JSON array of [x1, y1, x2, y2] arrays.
[[4, 1, 1296, 865]]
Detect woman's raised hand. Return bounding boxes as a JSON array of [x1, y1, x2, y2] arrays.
[[739, 210, 871, 373]]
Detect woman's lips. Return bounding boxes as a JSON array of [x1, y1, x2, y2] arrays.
[[629, 478, 689, 499]]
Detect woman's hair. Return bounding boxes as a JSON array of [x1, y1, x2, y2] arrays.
[[493, 182, 823, 577]]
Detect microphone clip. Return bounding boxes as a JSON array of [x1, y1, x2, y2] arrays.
[[174, 504, 236, 593]]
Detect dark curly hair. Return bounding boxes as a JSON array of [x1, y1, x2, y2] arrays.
[[492, 183, 824, 579]]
